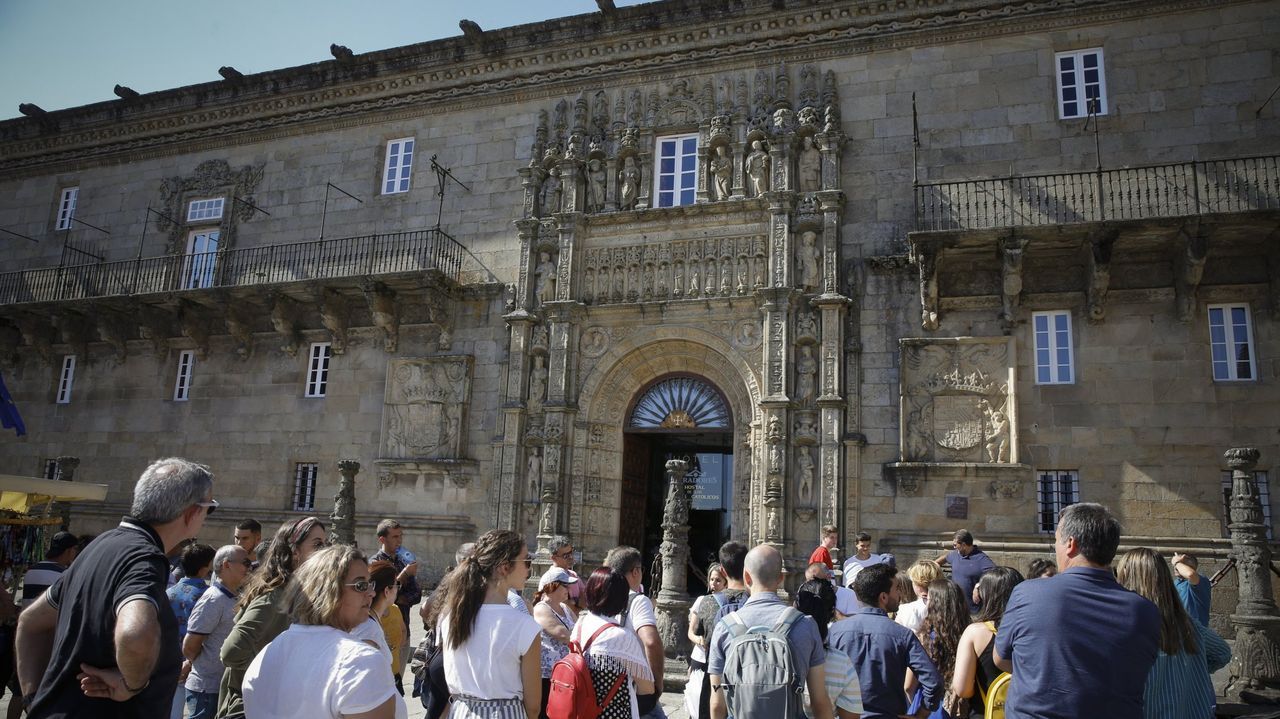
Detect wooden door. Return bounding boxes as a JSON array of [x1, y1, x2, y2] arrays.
[[619, 434, 650, 550]]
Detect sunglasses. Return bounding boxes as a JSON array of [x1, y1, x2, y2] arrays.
[[345, 580, 375, 593], [195, 499, 219, 516]]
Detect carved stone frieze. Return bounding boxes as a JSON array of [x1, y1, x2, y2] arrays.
[[581, 235, 765, 305], [380, 356, 473, 461], [900, 337, 1016, 464]]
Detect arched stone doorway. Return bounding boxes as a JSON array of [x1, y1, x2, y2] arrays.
[[621, 374, 733, 593]]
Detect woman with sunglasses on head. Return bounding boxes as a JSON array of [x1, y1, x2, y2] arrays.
[[242, 545, 405, 719], [351, 561, 408, 695], [216, 517, 328, 719], [425, 529, 541, 719], [1115, 547, 1231, 719]]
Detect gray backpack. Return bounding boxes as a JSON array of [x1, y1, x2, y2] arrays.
[[719, 607, 805, 719]]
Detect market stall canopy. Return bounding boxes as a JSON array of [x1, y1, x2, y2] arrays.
[[0, 474, 109, 514]]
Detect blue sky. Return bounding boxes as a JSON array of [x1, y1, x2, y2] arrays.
[[0, 0, 647, 120]]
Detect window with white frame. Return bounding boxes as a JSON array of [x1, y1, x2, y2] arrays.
[[305, 343, 332, 398], [1033, 310, 1074, 384], [1209, 304, 1256, 381], [382, 137, 415, 195], [181, 230, 220, 290], [56, 355, 75, 404], [186, 198, 225, 223], [1222, 470, 1271, 540], [292, 462, 319, 511], [173, 350, 195, 401], [55, 187, 78, 231], [43, 459, 61, 481], [654, 134, 699, 208], [1055, 48, 1107, 120], [1037, 470, 1080, 533]]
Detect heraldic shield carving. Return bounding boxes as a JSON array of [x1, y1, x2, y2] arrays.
[[381, 357, 473, 459], [900, 337, 1016, 464]]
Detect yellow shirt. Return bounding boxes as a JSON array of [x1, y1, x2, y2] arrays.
[[378, 606, 407, 675]]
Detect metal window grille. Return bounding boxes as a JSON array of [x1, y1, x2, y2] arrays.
[[1037, 470, 1080, 533], [1222, 471, 1271, 540], [43, 459, 61, 480], [305, 343, 331, 398], [292, 462, 319, 511]]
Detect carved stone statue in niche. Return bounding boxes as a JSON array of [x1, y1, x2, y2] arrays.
[[796, 345, 817, 404], [619, 156, 640, 210], [711, 145, 733, 201], [981, 399, 1010, 463], [797, 231, 821, 291], [586, 158, 607, 212], [540, 167, 562, 215], [535, 252, 557, 305], [381, 357, 472, 460], [528, 356, 548, 413], [745, 140, 771, 196], [795, 311, 818, 343], [527, 448, 542, 501], [796, 447, 815, 505], [798, 139, 821, 192]]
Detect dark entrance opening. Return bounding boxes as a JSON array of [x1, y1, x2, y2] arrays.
[[619, 375, 733, 596]]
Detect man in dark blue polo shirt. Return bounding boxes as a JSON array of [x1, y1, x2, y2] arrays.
[[995, 502, 1159, 719], [16, 458, 217, 719], [829, 563, 940, 719], [935, 528, 995, 612]]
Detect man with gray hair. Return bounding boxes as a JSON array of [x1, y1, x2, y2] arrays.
[[182, 544, 249, 719], [707, 544, 833, 719], [995, 502, 1159, 718], [17, 457, 216, 718], [548, 534, 580, 610], [604, 545, 665, 718]]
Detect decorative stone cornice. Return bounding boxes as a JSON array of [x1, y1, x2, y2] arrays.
[[0, 0, 1238, 176]]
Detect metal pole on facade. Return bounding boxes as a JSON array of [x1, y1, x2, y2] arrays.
[[330, 459, 361, 547], [1224, 447, 1280, 704]]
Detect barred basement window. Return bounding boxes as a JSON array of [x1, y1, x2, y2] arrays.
[[173, 350, 194, 401], [1032, 311, 1074, 385], [43, 459, 61, 480], [55, 187, 78, 231], [305, 343, 331, 398], [382, 137, 415, 194], [1222, 471, 1272, 540], [292, 463, 319, 511], [653, 134, 698, 208], [1208, 304, 1256, 381], [1037, 470, 1080, 533], [56, 355, 76, 404], [1055, 48, 1107, 119]]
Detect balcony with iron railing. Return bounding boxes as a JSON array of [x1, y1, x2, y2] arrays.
[[914, 154, 1280, 233], [0, 228, 466, 306]]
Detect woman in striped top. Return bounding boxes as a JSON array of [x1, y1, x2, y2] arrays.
[[1115, 547, 1231, 719]]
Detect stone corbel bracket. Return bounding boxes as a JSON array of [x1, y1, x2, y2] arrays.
[[989, 478, 1022, 499], [0, 319, 22, 368], [999, 235, 1028, 334], [56, 311, 93, 363], [13, 313, 55, 365], [1085, 228, 1118, 323], [136, 305, 175, 357], [269, 294, 303, 357], [319, 288, 350, 355], [94, 309, 133, 362], [362, 280, 399, 353], [1174, 221, 1208, 322], [374, 458, 479, 494], [223, 300, 258, 361], [909, 240, 941, 331], [177, 301, 212, 359]]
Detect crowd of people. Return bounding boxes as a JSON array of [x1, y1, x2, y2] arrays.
[[0, 457, 1237, 719]]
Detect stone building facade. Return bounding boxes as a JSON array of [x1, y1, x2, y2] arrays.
[[0, 0, 1277, 597]]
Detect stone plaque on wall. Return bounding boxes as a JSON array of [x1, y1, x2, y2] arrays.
[[381, 357, 473, 459], [900, 337, 1016, 464]]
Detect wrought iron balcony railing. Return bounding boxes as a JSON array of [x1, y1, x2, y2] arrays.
[[0, 228, 464, 306], [915, 154, 1280, 232]]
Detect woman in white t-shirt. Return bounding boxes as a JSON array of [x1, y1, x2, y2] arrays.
[[427, 529, 541, 719], [895, 559, 944, 637], [243, 544, 406, 719]]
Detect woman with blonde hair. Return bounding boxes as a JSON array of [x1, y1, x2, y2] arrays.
[[895, 559, 944, 635], [685, 563, 728, 719], [242, 544, 404, 718], [218, 516, 328, 719], [426, 529, 541, 719], [1115, 547, 1230, 719]]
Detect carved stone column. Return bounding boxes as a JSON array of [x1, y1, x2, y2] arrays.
[[1225, 447, 1280, 703], [54, 456, 79, 530], [654, 459, 693, 662], [330, 460, 360, 548]]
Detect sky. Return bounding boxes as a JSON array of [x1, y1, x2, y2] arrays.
[[0, 0, 649, 120]]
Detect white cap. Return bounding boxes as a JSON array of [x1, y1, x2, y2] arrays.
[[538, 567, 579, 592]]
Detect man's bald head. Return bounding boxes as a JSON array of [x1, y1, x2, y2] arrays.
[[744, 544, 784, 591]]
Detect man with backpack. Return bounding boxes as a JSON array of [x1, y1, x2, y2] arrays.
[[707, 544, 833, 719], [828, 563, 940, 719], [604, 546, 665, 718]]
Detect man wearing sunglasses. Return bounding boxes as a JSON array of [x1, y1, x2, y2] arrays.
[[17, 457, 216, 718]]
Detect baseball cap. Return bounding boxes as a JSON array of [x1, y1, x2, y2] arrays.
[[47, 531, 78, 558], [538, 566, 579, 591]]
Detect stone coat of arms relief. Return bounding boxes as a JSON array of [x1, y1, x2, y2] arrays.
[[376, 357, 476, 492], [900, 337, 1016, 465]]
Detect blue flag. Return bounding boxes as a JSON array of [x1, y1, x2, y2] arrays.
[[0, 370, 26, 437]]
